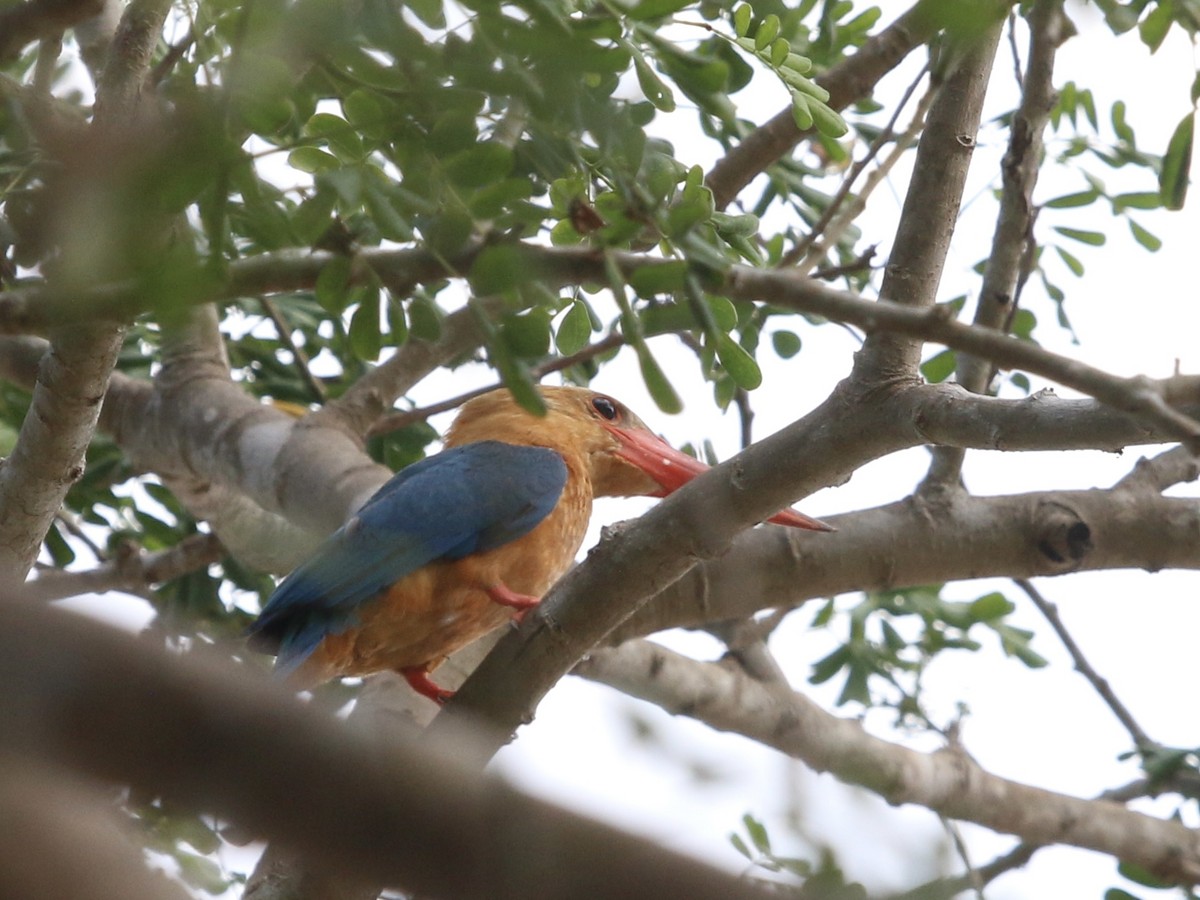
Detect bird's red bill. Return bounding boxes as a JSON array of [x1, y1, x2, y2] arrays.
[[606, 425, 834, 532]]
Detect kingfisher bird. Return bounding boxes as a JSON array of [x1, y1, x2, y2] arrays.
[[247, 386, 831, 703]]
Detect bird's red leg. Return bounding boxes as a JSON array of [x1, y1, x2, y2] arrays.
[[399, 666, 455, 705]]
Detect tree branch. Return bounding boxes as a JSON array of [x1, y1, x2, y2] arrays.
[[19, 531, 223, 603], [855, 10, 1004, 379], [927, 0, 1068, 486], [611, 485, 1198, 642], [1015, 578, 1154, 750], [0, 323, 125, 586], [573, 639, 1200, 885], [0, 600, 784, 900]]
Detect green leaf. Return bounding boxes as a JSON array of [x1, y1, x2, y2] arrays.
[[771, 330, 802, 359], [343, 90, 387, 139], [1128, 219, 1162, 252], [442, 142, 515, 189], [176, 851, 229, 894], [637, 345, 683, 414], [469, 177, 534, 220], [1052, 226, 1107, 246], [810, 645, 849, 684], [469, 244, 527, 295], [1011, 308, 1038, 339], [743, 813, 771, 853], [729, 832, 752, 860], [770, 38, 789, 68], [1117, 860, 1173, 890], [837, 661, 872, 706], [969, 592, 1014, 621], [1138, 0, 1173, 53], [790, 92, 813, 130], [349, 291, 382, 361], [292, 189, 338, 244], [408, 294, 442, 341], [920, 348, 956, 384], [555, 300, 594, 355], [503, 308, 551, 358], [1044, 188, 1100, 208], [707, 295, 738, 332], [304, 112, 364, 160], [733, 4, 752, 37], [363, 181, 414, 242], [755, 14, 781, 51], [1111, 100, 1135, 144], [710, 211, 760, 237], [288, 147, 340, 173], [45, 521, 76, 566], [629, 261, 689, 295], [1111, 191, 1162, 212], [634, 56, 676, 112], [1055, 245, 1084, 277], [315, 257, 353, 314], [810, 102, 848, 138], [386, 294, 409, 345], [1159, 111, 1194, 210], [716, 333, 762, 390]]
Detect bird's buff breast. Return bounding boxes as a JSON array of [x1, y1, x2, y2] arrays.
[[305, 479, 591, 679]]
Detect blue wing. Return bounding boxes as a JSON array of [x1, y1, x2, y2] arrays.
[[247, 441, 567, 675]]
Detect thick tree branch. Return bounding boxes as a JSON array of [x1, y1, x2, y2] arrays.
[[928, 0, 1067, 486], [573, 639, 1200, 885], [958, 0, 1065, 391], [0, 601, 782, 900], [612, 485, 1199, 642], [856, 12, 1003, 379], [0, 323, 125, 585]]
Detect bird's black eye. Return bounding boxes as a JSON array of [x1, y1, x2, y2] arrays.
[[592, 396, 618, 421]]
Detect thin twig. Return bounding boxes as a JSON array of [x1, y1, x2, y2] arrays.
[[148, 29, 196, 86], [18, 532, 224, 603], [260, 296, 326, 402], [779, 62, 930, 268], [1014, 578, 1154, 751], [367, 331, 627, 437]]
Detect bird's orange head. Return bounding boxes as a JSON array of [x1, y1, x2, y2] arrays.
[[444, 386, 832, 531]]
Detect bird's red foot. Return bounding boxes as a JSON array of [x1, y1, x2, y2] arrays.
[[399, 666, 454, 705], [485, 583, 541, 611]]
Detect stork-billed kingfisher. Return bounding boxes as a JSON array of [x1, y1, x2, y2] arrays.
[[248, 386, 831, 703]]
